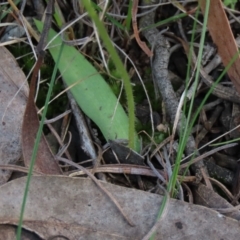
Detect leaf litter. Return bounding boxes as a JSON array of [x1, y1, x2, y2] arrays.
[[0, 46, 28, 184], [0, 176, 239, 239], [1, 0, 240, 239]]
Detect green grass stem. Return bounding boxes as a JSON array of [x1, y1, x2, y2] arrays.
[[16, 43, 64, 240], [126, 0, 133, 31], [168, 2, 209, 195]]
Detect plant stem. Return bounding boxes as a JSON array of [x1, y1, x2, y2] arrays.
[[81, 0, 136, 150]]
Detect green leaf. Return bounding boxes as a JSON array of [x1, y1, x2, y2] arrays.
[[35, 20, 140, 152], [224, 0, 237, 8]]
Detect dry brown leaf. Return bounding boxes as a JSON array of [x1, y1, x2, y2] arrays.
[[199, 0, 240, 93], [0, 47, 28, 184], [132, 0, 153, 57], [0, 176, 239, 239], [22, 56, 62, 175]]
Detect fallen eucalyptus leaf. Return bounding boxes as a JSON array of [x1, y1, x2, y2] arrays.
[[0, 46, 28, 184], [0, 176, 239, 239], [199, 0, 240, 94], [21, 60, 62, 174]]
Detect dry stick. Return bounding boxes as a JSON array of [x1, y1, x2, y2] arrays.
[[36, 0, 54, 54], [179, 143, 237, 168], [0, 164, 44, 175], [139, 2, 209, 184], [44, 110, 71, 124], [68, 164, 196, 182], [56, 157, 135, 226]]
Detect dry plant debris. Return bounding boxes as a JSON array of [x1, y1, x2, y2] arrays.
[[1, 0, 240, 239], [0, 46, 28, 184], [0, 176, 238, 239]]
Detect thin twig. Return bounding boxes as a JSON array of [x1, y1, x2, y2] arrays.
[[56, 157, 135, 226], [68, 164, 195, 182], [0, 164, 44, 175], [179, 143, 238, 169], [132, 0, 152, 57]]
